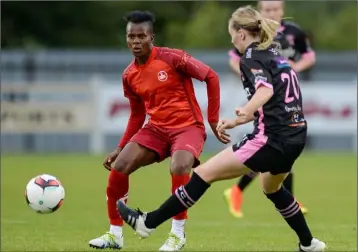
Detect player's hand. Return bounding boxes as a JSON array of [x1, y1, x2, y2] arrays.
[[103, 147, 122, 171], [210, 122, 231, 144], [216, 119, 239, 144], [235, 107, 255, 125], [217, 119, 239, 132]]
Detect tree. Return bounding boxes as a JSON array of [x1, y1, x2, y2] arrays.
[[1, 1, 356, 50], [182, 1, 232, 49], [1, 2, 125, 48]]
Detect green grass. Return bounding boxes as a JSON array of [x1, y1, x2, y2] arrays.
[[1, 152, 357, 251]]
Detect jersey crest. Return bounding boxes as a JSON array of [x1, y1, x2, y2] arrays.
[[157, 71, 168, 82]]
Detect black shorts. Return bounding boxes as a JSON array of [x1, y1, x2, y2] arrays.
[[232, 134, 305, 175]]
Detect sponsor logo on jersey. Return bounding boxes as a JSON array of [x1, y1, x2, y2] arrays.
[[251, 69, 267, 83], [289, 111, 306, 127], [285, 105, 302, 113], [245, 48, 252, 58], [254, 76, 267, 83], [251, 69, 263, 75], [269, 48, 279, 55]]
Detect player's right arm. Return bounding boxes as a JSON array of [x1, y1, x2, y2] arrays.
[[240, 57, 274, 119], [117, 77, 146, 149], [218, 56, 274, 137], [228, 49, 241, 76], [289, 27, 316, 72], [103, 75, 146, 171]]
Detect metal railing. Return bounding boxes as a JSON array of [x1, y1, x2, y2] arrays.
[[1, 50, 357, 84]]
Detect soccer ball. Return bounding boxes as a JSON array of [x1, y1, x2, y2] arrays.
[[25, 174, 65, 214]]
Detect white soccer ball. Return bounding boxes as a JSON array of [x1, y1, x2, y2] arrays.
[[25, 174, 65, 214]]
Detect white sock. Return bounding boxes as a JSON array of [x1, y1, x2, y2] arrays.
[[109, 225, 122, 237], [170, 219, 185, 238]]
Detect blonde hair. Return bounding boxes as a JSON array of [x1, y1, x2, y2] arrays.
[[229, 5, 280, 50]]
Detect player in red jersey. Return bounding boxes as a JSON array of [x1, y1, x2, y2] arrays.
[[89, 10, 228, 251]]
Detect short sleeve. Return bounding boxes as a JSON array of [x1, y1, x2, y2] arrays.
[[240, 59, 273, 90], [294, 29, 314, 56]]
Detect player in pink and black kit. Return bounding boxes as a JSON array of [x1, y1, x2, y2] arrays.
[[225, 0, 315, 218], [117, 6, 326, 251]]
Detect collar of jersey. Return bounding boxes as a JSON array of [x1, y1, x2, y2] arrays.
[[244, 42, 259, 54], [134, 46, 157, 69]]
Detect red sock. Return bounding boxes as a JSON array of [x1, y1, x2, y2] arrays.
[[171, 174, 190, 220], [106, 170, 129, 226]]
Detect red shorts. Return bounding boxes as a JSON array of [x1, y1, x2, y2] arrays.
[[130, 123, 206, 167]]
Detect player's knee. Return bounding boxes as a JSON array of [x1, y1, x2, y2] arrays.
[[113, 157, 136, 175], [194, 165, 215, 184], [170, 160, 192, 175], [262, 183, 281, 194], [260, 172, 286, 194]]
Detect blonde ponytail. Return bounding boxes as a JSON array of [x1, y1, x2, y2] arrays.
[[257, 17, 280, 50], [229, 5, 280, 50]]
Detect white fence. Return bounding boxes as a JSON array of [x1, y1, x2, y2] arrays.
[[1, 78, 357, 153]]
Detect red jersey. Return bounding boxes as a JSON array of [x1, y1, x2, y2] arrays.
[[118, 46, 220, 148]]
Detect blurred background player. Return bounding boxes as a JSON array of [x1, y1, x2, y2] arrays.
[[88, 10, 228, 251], [117, 5, 326, 251], [224, 0, 316, 218]]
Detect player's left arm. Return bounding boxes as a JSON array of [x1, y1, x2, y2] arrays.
[[168, 49, 229, 142], [240, 59, 274, 120], [171, 50, 220, 125], [291, 29, 316, 72]]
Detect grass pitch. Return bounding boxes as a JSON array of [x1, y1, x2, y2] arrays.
[[1, 152, 357, 251]]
